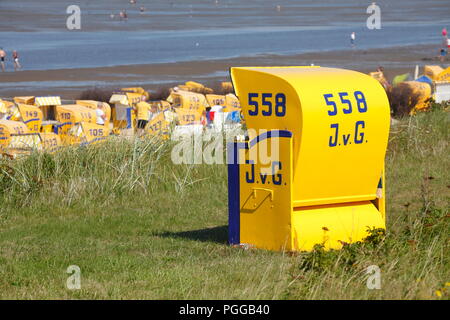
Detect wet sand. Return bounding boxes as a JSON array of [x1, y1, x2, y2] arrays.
[[0, 43, 447, 99]]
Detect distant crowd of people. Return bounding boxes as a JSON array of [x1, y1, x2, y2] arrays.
[[0, 48, 21, 72]]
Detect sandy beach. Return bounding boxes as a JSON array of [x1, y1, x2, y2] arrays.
[[0, 43, 446, 99]]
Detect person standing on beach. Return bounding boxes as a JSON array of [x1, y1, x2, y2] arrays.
[[439, 48, 447, 62], [350, 32, 356, 47], [12, 50, 21, 71], [0, 48, 6, 72]]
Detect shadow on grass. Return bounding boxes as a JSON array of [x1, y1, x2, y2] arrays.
[[156, 225, 228, 244]]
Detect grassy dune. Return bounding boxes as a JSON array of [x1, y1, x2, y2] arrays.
[[0, 108, 448, 299]]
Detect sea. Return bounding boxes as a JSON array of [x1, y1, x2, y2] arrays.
[[0, 0, 449, 71]]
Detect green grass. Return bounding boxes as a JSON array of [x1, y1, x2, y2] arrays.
[[0, 108, 448, 299]]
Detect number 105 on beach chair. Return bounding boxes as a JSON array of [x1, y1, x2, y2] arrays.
[[227, 67, 390, 251]]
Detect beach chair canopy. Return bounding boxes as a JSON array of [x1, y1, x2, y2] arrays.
[[13, 96, 35, 105], [423, 65, 444, 80], [436, 67, 450, 82], [35, 96, 61, 106], [415, 75, 433, 86], [392, 73, 410, 86], [109, 94, 128, 105]]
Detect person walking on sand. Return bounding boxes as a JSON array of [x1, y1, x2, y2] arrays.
[[350, 32, 356, 47], [0, 48, 6, 72], [12, 50, 21, 71], [96, 102, 106, 125]]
